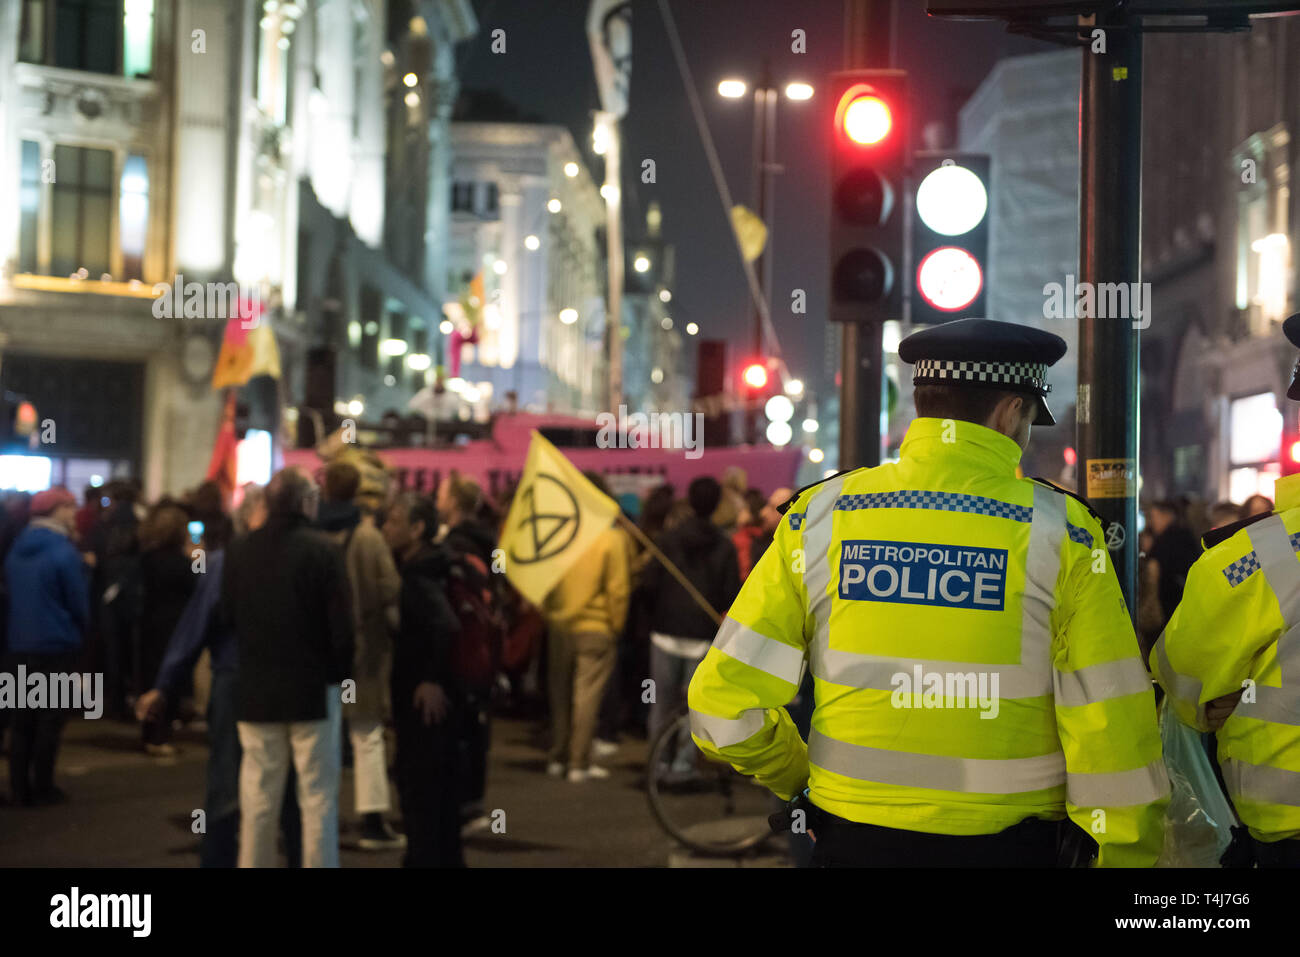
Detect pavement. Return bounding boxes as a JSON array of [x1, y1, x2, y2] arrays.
[[0, 713, 791, 867]]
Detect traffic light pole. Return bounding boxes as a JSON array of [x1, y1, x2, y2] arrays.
[[1078, 10, 1141, 614], [839, 0, 892, 470]]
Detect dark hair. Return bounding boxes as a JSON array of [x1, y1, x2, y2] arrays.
[[913, 384, 1030, 425], [323, 461, 361, 503], [267, 467, 316, 517], [138, 502, 189, 552], [395, 492, 439, 544], [640, 484, 675, 536], [688, 476, 722, 519], [743, 488, 766, 526]]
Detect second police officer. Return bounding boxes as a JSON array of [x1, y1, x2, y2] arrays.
[[1153, 313, 1300, 867], [687, 318, 1169, 866]]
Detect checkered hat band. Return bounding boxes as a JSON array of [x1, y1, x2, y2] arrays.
[[913, 359, 1050, 393]]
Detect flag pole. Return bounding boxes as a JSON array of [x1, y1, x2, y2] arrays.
[[615, 512, 722, 626]]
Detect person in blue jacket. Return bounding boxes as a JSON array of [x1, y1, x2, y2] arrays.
[[5, 486, 89, 806]]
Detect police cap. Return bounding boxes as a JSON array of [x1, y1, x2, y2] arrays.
[[1284, 313, 1300, 400], [899, 318, 1068, 427]]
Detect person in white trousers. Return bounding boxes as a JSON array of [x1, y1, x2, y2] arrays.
[[237, 687, 342, 868]]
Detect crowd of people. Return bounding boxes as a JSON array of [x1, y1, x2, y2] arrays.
[[0, 457, 789, 867], [0, 450, 1271, 867]]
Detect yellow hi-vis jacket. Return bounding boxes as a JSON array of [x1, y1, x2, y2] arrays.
[[687, 417, 1169, 866], [1152, 472, 1300, 844]]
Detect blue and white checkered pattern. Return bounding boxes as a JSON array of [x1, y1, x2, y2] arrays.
[[1223, 552, 1262, 587], [833, 489, 1034, 524], [1221, 531, 1300, 587], [1067, 522, 1092, 546], [787, 512, 805, 531]]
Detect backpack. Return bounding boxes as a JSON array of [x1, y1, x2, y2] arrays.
[[443, 550, 504, 691]]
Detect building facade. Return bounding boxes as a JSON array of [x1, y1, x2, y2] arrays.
[[446, 120, 607, 416]]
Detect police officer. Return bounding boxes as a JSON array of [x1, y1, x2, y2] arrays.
[[1152, 314, 1300, 867], [687, 318, 1168, 867]]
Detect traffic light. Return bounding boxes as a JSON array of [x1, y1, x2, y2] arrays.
[[909, 152, 990, 324], [828, 70, 909, 327]]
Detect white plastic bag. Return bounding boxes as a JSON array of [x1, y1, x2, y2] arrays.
[[1154, 698, 1235, 867]]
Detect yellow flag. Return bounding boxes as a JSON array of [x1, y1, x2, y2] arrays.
[[499, 432, 619, 605], [730, 204, 768, 263]]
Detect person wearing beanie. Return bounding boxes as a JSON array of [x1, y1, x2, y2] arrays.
[[5, 486, 90, 806]]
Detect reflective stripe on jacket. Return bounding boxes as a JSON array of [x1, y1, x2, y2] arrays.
[[688, 417, 1168, 867], [1154, 472, 1300, 843]]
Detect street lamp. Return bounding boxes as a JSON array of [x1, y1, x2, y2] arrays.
[[719, 64, 813, 442]]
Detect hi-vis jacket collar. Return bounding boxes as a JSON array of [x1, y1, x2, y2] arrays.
[[1276, 473, 1300, 512], [777, 417, 1023, 517], [901, 417, 1024, 475]]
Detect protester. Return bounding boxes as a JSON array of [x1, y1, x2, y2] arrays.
[[1207, 500, 1243, 530], [317, 461, 404, 851], [541, 473, 631, 782], [137, 500, 197, 756], [91, 480, 142, 721], [1243, 493, 1274, 517], [435, 474, 496, 824], [731, 489, 767, 581], [382, 493, 465, 867], [1145, 499, 1200, 632], [642, 477, 741, 770], [136, 484, 303, 866], [74, 484, 102, 549], [745, 486, 793, 578], [4, 487, 89, 806], [221, 467, 353, 868]]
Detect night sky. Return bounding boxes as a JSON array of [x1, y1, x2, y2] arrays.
[[458, 0, 1052, 401]]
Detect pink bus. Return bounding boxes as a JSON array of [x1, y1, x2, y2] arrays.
[[282, 412, 804, 505]]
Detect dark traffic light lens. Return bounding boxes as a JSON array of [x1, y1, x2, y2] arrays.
[[833, 248, 894, 303], [834, 169, 894, 226]]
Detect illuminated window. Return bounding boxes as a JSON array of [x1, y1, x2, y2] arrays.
[[1234, 125, 1291, 331], [51, 145, 112, 278], [19, 142, 41, 275], [119, 154, 148, 280], [19, 0, 47, 63], [122, 0, 153, 78]]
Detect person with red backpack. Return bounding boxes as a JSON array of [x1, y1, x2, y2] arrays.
[[382, 493, 466, 867]]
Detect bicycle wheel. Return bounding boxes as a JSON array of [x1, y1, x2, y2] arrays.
[[645, 709, 773, 856]]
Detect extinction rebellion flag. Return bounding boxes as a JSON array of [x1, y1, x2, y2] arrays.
[[498, 431, 620, 606]]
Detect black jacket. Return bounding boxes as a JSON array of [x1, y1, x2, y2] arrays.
[[221, 513, 354, 722], [643, 515, 741, 642], [443, 519, 495, 566], [391, 543, 462, 706]]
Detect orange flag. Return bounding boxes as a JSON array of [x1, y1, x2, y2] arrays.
[[211, 297, 281, 390]]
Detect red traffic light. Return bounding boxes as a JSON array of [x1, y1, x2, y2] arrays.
[[742, 363, 769, 390], [844, 94, 892, 145], [836, 84, 896, 148]]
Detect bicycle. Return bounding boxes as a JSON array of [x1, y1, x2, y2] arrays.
[[644, 706, 775, 857]]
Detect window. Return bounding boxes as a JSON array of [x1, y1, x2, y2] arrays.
[[254, 0, 298, 126], [19, 142, 42, 275], [118, 154, 148, 280], [484, 182, 499, 216], [1234, 125, 1291, 332], [451, 182, 475, 213], [51, 145, 113, 278], [1228, 392, 1283, 502], [19, 0, 47, 63], [122, 0, 153, 78], [53, 0, 120, 74]]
